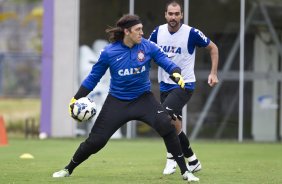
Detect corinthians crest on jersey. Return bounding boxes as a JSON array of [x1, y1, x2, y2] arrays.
[[137, 50, 145, 61]]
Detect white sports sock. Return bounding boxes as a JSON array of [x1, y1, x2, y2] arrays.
[[187, 154, 197, 162], [166, 152, 174, 159]]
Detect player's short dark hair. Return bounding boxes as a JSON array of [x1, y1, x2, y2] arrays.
[[106, 14, 141, 43], [165, 0, 183, 12]]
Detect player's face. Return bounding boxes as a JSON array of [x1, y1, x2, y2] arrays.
[[125, 23, 143, 45], [165, 4, 183, 30]]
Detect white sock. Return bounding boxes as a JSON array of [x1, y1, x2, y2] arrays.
[[166, 152, 174, 159], [187, 154, 197, 162]]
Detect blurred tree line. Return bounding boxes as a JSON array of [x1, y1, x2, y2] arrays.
[[0, 0, 42, 97]]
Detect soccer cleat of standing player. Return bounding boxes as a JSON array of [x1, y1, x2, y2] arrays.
[[163, 157, 177, 175], [187, 161, 202, 173], [52, 169, 70, 178], [182, 171, 199, 182], [163, 153, 202, 174]]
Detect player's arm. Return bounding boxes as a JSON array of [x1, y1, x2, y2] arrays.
[[69, 49, 109, 115], [191, 28, 219, 87], [81, 49, 109, 91], [205, 41, 219, 87]]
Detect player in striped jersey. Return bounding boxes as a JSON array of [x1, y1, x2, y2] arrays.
[[149, 0, 219, 175]]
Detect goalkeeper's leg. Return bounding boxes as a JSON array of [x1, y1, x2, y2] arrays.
[[52, 132, 110, 178]]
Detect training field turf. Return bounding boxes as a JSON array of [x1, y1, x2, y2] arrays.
[[0, 138, 281, 184]]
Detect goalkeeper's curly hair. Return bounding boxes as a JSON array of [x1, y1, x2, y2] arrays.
[[105, 14, 141, 43]]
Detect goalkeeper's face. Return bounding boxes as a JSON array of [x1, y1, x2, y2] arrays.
[[125, 24, 144, 45], [165, 4, 183, 30]]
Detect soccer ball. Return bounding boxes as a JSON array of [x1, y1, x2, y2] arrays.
[[72, 97, 97, 122]]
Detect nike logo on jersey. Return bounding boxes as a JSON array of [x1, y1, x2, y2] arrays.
[[116, 57, 123, 61], [157, 111, 164, 114], [167, 53, 176, 58]]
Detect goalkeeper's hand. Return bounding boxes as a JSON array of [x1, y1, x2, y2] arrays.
[[170, 72, 185, 88], [68, 97, 77, 116]]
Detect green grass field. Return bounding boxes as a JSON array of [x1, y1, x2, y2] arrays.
[[0, 98, 40, 122], [0, 138, 281, 184]]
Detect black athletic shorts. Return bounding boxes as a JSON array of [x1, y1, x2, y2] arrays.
[[90, 91, 174, 139], [160, 88, 193, 120]]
